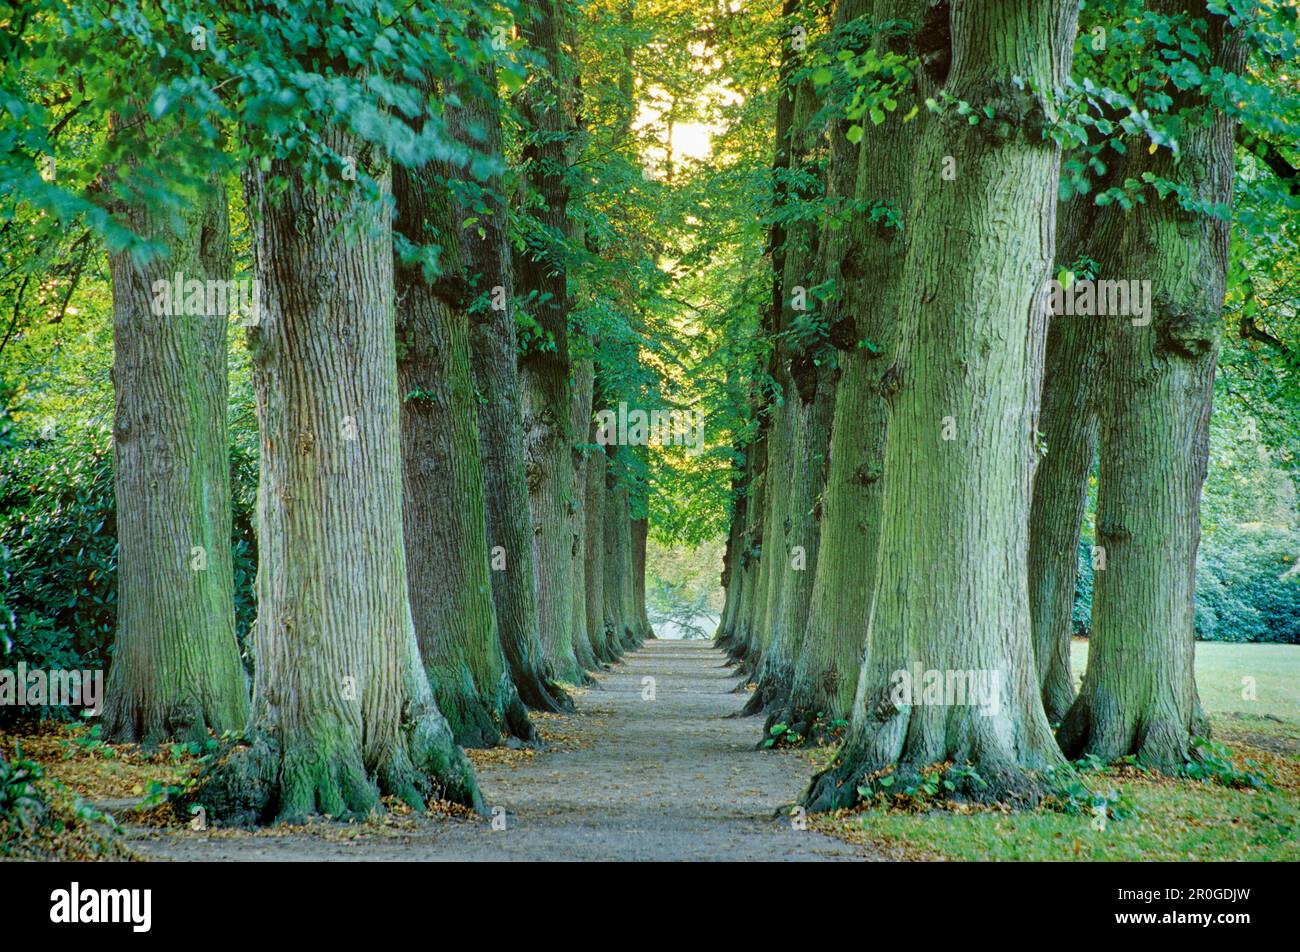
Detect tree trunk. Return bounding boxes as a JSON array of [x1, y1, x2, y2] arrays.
[[631, 516, 653, 640], [1026, 152, 1128, 724], [728, 420, 769, 664], [569, 356, 600, 673], [805, 0, 1078, 811], [715, 427, 753, 650], [104, 147, 248, 745], [199, 145, 481, 824], [775, 0, 923, 738], [519, 0, 582, 685], [1027, 196, 1103, 723], [446, 47, 571, 713], [602, 448, 637, 653], [1059, 1, 1243, 767], [1026, 317, 1099, 724], [393, 142, 535, 748], [584, 425, 614, 663], [745, 70, 831, 718]]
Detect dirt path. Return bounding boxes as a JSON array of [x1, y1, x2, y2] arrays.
[[128, 640, 871, 861]]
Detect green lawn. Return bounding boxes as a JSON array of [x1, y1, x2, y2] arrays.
[[812, 641, 1300, 861], [1071, 639, 1300, 725]]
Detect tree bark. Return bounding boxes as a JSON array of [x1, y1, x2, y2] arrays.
[[1026, 150, 1128, 724], [774, 0, 924, 738], [1059, 0, 1243, 767], [602, 447, 637, 653], [519, 0, 582, 684], [569, 356, 600, 674], [631, 516, 653, 640], [104, 141, 248, 745], [744, 69, 832, 718], [446, 44, 571, 713], [199, 142, 481, 824], [805, 0, 1078, 811], [393, 137, 536, 748], [584, 421, 614, 663]]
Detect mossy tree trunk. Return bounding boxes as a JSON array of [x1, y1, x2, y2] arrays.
[[1026, 196, 1107, 725], [1058, 1, 1243, 768], [583, 416, 614, 664], [774, 0, 924, 739], [805, 0, 1078, 811], [518, 0, 583, 685], [199, 142, 481, 825], [393, 134, 535, 748], [446, 47, 570, 713], [602, 447, 638, 653], [569, 356, 600, 674], [745, 71, 832, 718], [728, 420, 769, 665], [631, 516, 653, 640], [104, 139, 248, 745]]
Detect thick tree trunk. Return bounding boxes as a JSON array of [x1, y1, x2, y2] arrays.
[[745, 72, 831, 718], [104, 154, 248, 745], [1026, 315, 1099, 723], [728, 421, 769, 664], [1026, 167, 1126, 724], [805, 0, 1078, 811], [602, 449, 637, 653], [199, 145, 481, 824], [393, 146, 535, 748], [714, 425, 754, 650], [730, 0, 801, 678], [519, 0, 582, 685], [1059, 2, 1243, 767], [774, 0, 923, 738], [447, 50, 571, 713]]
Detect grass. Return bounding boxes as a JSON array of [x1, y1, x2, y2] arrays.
[[810, 641, 1300, 861], [1070, 639, 1300, 724]]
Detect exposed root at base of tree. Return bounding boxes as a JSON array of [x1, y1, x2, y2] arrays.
[[740, 669, 790, 720], [187, 718, 485, 827], [101, 694, 244, 749], [1057, 699, 1205, 770], [803, 750, 1053, 814], [515, 671, 575, 714], [801, 699, 1062, 814]]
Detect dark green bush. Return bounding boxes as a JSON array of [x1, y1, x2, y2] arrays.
[[0, 418, 260, 727], [0, 428, 117, 704], [1072, 525, 1300, 645]]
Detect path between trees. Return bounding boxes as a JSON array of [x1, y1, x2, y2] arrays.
[[129, 640, 872, 861]]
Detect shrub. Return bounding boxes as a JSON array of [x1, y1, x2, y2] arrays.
[[0, 418, 260, 727], [1072, 524, 1300, 644]]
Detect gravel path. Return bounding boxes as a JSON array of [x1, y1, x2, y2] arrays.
[[129, 640, 870, 861]]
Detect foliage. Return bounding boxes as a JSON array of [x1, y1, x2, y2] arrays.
[[1182, 737, 1275, 790], [0, 742, 46, 831]]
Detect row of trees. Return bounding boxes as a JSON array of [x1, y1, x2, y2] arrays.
[[715, 0, 1297, 808], [5, 0, 673, 822]]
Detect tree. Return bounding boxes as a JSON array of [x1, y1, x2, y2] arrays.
[[518, 0, 585, 685], [199, 137, 481, 822], [102, 119, 248, 744], [773, 0, 927, 737], [446, 30, 572, 713], [743, 64, 834, 718], [1059, 0, 1246, 767], [393, 104, 535, 748], [1026, 188, 1110, 724], [805, 0, 1079, 811]]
